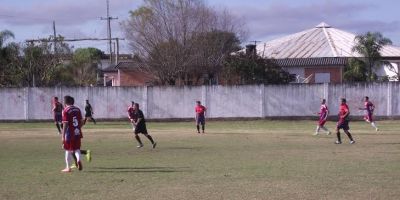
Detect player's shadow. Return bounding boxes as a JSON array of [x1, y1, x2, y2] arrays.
[[87, 166, 191, 173]]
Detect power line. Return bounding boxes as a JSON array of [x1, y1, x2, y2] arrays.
[[101, 0, 118, 65]]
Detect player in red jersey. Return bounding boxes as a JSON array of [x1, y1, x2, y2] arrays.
[[52, 97, 64, 135], [359, 96, 379, 131], [335, 98, 355, 144], [314, 99, 331, 135], [61, 95, 84, 172], [195, 101, 207, 134], [127, 101, 138, 131]]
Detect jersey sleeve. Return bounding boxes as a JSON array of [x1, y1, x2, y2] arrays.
[[62, 109, 68, 123]]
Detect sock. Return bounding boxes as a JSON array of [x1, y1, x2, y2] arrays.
[[315, 126, 320, 133], [202, 125, 205, 132], [135, 135, 143, 145], [196, 125, 200, 132], [65, 151, 72, 168], [146, 134, 155, 144], [56, 123, 61, 133], [321, 126, 329, 132], [336, 131, 341, 142], [371, 122, 378, 129], [74, 150, 81, 162], [72, 153, 78, 166], [344, 131, 354, 141]]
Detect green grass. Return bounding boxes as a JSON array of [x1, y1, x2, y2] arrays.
[[1, 120, 400, 200]]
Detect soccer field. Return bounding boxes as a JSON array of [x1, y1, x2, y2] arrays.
[[1, 120, 400, 200]]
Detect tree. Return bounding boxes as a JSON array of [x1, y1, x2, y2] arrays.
[[123, 0, 245, 85], [352, 32, 392, 82], [343, 58, 368, 82], [0, 30, 18, 86], [222, 53, 295, 85], [64, 48, 102, 86]]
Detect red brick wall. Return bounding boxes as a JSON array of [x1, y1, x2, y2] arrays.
[[304, 66, 343, 83], [119, 70, 155, 86]]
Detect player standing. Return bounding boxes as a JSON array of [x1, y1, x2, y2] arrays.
[[83, 100, 96, 125], [359, 96, 379, 131], [132, 103, 156, 148], [61, 95, 84, 172], [335, 98, 355, 144], [195, 101, 207, 134], [314, 99, 331, 135], [52, 97, 64, 135]]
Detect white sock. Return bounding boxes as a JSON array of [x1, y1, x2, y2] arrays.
[[315, 126, 320, 134], [74, 150, 82, 163], [321, 126, 329, 132], [65, 151, 72, 168], [371, 122, 378, 129]]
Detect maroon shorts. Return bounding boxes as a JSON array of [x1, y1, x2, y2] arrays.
[[364, 114, 373, 122], [63, 139, 81, 151], [318, 119, 327, 126]]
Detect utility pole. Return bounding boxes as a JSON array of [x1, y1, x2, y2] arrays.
[[53, 21, 57, 54], [101, 0, 118, 65]]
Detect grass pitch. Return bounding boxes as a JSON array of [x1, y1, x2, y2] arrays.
[[1, 120, 400, 200]]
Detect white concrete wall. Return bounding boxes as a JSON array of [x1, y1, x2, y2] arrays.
[[0, 83, 399, 120]]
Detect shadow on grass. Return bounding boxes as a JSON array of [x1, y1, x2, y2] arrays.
[[86, 166, 191, 173]]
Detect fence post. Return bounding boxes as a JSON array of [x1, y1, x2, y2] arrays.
[[201, 85, 208, 118], [143, 86, 149, 118], [24, 87, 29, 121], [387, 83, 393, 117], [260, 84, 265, 118]]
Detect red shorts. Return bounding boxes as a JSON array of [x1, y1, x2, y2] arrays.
[[63, 139, 81, 151], [318, 119, 327, 126], [364, 114, 373, 122]]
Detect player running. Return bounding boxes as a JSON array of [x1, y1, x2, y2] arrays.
[[52, 97, 64, 135], [359, 96, 379, 131], [131, 103, 157, 149], [128, 101, 137, 130], [335, 98, 355, 144], [195, 101, 207, 134], [314, 99, 331, 135], [61, 95, 85, 172], [83, 99, 96, 125]]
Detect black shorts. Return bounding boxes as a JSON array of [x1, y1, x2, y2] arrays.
[[134, 124, 148, 135], [196, 115, 205, 125], [337, 120, 350, 131], [85, 113, 92, 118]]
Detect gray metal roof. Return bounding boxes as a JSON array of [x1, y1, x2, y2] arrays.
[[257, 22, 400, 59], [274, 57, 348, 67]]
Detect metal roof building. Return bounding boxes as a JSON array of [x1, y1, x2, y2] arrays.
[[255, 22, 400, 83]]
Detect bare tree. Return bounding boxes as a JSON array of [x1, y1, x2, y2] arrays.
[[123, 0, 245, 85]]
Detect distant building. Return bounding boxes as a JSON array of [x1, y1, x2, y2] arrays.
[[254, 22, 400, 83], [102, 61, 156, 86]]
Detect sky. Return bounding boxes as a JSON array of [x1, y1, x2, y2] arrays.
[[1, 0, 399, 54]]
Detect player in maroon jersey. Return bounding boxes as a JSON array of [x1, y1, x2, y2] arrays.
[[195, 101, 207, 134], [335, 98, 355, 144], [314, 99, 331, 135], [61, 95, 84, 172], [359, 96, 379, 131], [127, 101, 138, 131], [52, 97, 64, 135]]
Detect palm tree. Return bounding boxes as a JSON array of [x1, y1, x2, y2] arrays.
[[0, 30, 16, 86], [352, 32, 392, 82]]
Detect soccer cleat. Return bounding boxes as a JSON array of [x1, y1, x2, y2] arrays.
[[335, 141, 342, 144], [70, 164, 77, 169], [152, 142, 157, 149], [77, 161, 83, 171], [350, 140, 355, 144], [86, 150, 92, 162], [375, 128, 379, 132], [137, 144, 144, 148], [313, 132, 319, 136], [61, 168, 71, 173]]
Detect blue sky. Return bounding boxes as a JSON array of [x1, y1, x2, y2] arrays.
[[1, 0, 399, 53]]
